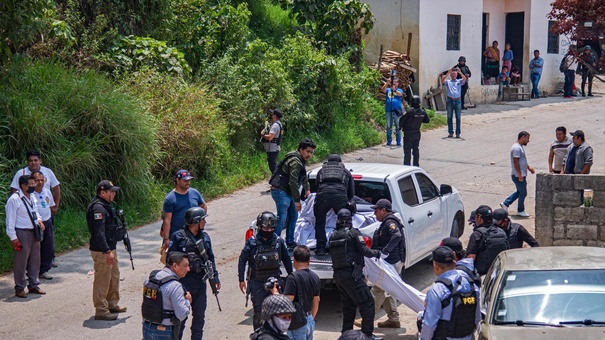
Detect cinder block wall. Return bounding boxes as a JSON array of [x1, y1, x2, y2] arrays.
[[535, 174, 605, 246]]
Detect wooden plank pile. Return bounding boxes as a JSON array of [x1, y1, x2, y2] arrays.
[[373, 50, 417, 102]]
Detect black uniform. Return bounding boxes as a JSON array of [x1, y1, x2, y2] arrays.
[[371, 213, 405, 265], [86, 196, 121, 253], [330, 221, 380, 337], [578, 50, 596, 96], [238, 233, 293, 330], [314, 159, 355, 251], [399, 107, 430, 167], [456, 63, 472, 109], [503, 221, 539, 249], [168, 228, 219, 340], [466, 221, 509, 275], [250, 322, 290, 340]]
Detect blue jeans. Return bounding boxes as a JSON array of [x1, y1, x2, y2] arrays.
[[564, 70, 575, 97], [446, 98, 461, 135], [271, 188, 297, 244], [530, 73, 541, 97], [288, 314, 315, 340], [143, 321, 174, 339], [386, 110, 401, 144], [503, 175, 527, 213]]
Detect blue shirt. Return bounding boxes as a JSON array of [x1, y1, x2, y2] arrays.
[[163, 189, 205, 237], [529, 57, 544, 75], [503, 49, 513, 61], [443, 79, 465, 99], [385, 87, 404, 112], [420, 269, 480, 340]]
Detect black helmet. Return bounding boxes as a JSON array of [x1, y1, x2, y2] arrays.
[[411, 95, 421, 106], [336, 208, 352, 229], [261, 294, 296, 321], [184, 207, 207, 226], [458, 56, 466, 62], [256, 211, 277, 229]]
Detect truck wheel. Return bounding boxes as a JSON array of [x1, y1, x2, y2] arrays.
[[450, 211, 464, 238]]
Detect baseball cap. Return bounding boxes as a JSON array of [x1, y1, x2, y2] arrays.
[[97, 180, 119, 192], [440, 237, 463, 253], [175, 169, 194, 180], [473, 205, 493, 219], [467, 210, 476, 223], [269, 109, 283, 118], [570, 130, 585, 139], [432, 246, 455, 264], [371, 199, 392, 212], [492, 208, 509, 222]]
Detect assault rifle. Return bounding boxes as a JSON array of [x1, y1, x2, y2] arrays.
[[117, 209, 135, 270], [259, 121, 270, 142], [196, 239, 222, 312]]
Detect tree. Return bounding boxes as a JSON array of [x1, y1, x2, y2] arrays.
[[0, 0, 54, 61], [548, 0, 605, 40]]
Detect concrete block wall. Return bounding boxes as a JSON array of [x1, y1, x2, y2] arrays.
[[535, 174, 605, 247]]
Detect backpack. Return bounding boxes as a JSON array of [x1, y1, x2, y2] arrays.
[[432, 276, 478, 338], [474, 225, 509, 275]]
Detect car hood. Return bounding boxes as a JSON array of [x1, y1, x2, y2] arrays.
[[484, 325, 605, 340]]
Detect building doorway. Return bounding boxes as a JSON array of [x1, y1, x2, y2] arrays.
[[505, 12, 525, 81], [481, 13, 489, 84]]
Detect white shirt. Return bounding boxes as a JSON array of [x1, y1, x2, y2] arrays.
[[10, 166, 60, 192], [5, 191, 42, 241], [34, 188, 55, 222]]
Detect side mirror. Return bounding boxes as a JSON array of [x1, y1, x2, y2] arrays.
[[440, 184, 452, 195]]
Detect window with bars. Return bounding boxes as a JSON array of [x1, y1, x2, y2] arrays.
[[447, 15, 461, 51], [547, 21, 559, 54]]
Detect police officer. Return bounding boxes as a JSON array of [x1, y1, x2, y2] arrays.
[[420, 246, 480, 340], [492, 209, 539, 249], [465, 205, 509, 275], [330, 209, 383, 339], [455, 56, 472, 109], [250, 294, 297, 340], [261, 109, 284, 174], [239, 211, 293, 330], [313, 154, 355, 256], [439, 237, 480, 288], [168, 207, 220, 340], [399, 95, 430, 167], [142, 252, 192, 339], [86, 180, 126, 320]]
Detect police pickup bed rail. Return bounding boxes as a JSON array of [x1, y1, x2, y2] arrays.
[[245, 163, 465, 284]]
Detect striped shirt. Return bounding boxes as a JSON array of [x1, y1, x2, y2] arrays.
[[551, 137, 572, 171]]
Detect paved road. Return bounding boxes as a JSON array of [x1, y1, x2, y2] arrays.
[[1, 95, 604, 339]]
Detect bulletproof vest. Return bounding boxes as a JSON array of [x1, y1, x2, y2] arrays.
[[329, 227, 363, 271], [506, 223, 522, 249], [268, 152, 305, 191], [400, 107, 426, 132], [474, 225, 510, 275], [372, 215, 405, 263], [86, 197, 122, 243], [142, 270, 180, 324], [456, 264, 481, 288], [254, 237, 281, 282], [432, 276, 478, 338], [270, 121, 283, 145], [179, 229, 205, 274], [318, 162, 346, 185]]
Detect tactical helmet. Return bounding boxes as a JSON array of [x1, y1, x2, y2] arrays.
[[261, 294, 296, 321], [336, 208, 352, 229], [458, 56, 466, 62], [411, 95, 421, 106], [256, 211, 277, 229], [184, 207, 207, 226]]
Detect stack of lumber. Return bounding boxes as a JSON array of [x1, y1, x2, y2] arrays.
[[374, 50, 417, 102]]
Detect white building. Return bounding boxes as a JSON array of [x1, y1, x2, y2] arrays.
[[363, 0, 568, 104]]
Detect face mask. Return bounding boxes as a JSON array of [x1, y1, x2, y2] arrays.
[[272, 315, 291, 333], [260, 229, 274, 239], [27, 186, 35, 194]]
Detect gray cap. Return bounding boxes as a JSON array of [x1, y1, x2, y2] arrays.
[[261, 294, 296, 321]]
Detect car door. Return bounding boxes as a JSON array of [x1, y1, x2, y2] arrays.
[[413, 172, 446, 244], [395, 174, 432, 264]]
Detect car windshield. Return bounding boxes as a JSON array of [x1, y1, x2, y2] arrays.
[[493, 269, 605, 325]]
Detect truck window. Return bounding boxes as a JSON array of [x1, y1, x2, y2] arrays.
[[415, 173, 439, 202], [398, 176, 419, 206], [309, 178, 390, 205]]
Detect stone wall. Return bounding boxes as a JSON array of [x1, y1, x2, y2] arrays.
[[535, 174, 605, 247]]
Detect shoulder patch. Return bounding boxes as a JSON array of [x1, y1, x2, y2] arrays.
[[389, 223, 397, 230], [94, 213, 103, 220], [358, 235, 364, 242]]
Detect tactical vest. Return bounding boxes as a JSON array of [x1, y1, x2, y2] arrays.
[[179, 229, 205, 274], [254, 237, 281, 282], [270, 121, 283, 145], [86, 197, 123, 243], [318, 162, 346, 185], [506, 223, 522, 249], [142, 270, 180, 325], [372, 215, 405, 263], [268, 152, 306, 191], [432, 277, 478, 338], [329, 228, 363, 271], [474, 225, 509, 275], [456, 264, 481, 288]]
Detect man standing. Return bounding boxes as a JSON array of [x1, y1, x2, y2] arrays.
[[564, 130, 593, 175], [501, 131, 535, 218], [313, 154, 354, 255], [455, 56, 471, 110], [269, 138, 315, 249], [238, 211, 293, 330], [161, 170, 207, 248], [368, 199, 404, 329], [529, 50, 544, 99], [261, 109, 284, 175], [578, 46, 596, 97], [32, 171, 56, 280], [168, 207, 219, 340], [283, 245, 321, 340], [10, 150, 61, 215], [441, 68, 467, 138], [6, 175, 46, 298], [560, 47, 578, 98], [492, 209, 539, 249], [399, 95, 430, 167], [381, 77, 404, 146], [465, 205, 509, 276], [86, 180, 126, 320], [548, 126, 572, 174], [142, 252, 192, 339], [420, 246, 480, 340], [329, 209, 382, 340]]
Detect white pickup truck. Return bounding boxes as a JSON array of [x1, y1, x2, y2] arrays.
[[246, 163, 465, 283]]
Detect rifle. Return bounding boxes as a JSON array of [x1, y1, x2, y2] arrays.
[[259, 121, 270, 142], [196, 238, 222, 312], [117, 209, 135, 270], [245, 267, 251, 307]]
